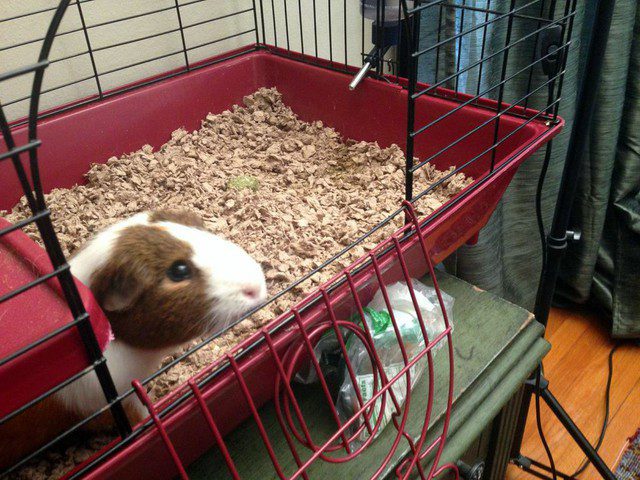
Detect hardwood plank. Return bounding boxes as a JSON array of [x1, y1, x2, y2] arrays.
[[506, 308, 640, 479], [512, 310, 611, 473], [580, 375, 640, 478], [543, 307, 569, 339]]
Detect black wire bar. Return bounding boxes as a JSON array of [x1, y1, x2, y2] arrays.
[[0, 0, 576, 475], [6, 75, 564, 475], [0, 0, 562, 125], [409, 38, 571, 174], [403, 0, 573, 201], [2, 8, 258, 111], [0, 2, 133, 469]]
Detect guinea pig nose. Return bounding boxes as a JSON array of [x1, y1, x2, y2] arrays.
[[242, 287, 261, 300]]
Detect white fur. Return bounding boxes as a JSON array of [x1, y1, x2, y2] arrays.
[[69, 212, 151, 286], [56, 342, 174, 420], [61, 213, 268, 422], [157, 221, 267, 329]]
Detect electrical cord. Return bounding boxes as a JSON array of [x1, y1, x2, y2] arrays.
[[531, 1, 620, 475], [534, 76, 559, 295], [531, 81, 560, 480], [571, 343, 620, 477], [535, 143, 553, 271], [530, 346, 620, 480], [535, 365, 558, 480], [535, 124, 620, 477]]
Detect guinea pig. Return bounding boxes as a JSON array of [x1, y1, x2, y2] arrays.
[[0, 209, 267, 471]]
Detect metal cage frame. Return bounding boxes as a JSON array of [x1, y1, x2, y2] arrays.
[[0, 1, 577, 478]]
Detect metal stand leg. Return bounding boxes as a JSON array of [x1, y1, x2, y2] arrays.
[[510, 0, 618, 478], [540, 384, 616, 480], [512, 373, 616, 480]]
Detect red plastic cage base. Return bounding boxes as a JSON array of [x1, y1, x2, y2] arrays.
[[78, 201, 463, 480], [0, 218, 111, 419], [0, 47, 562, 479]]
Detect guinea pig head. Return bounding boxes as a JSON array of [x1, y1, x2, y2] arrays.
[[70, 210, 267, 349]]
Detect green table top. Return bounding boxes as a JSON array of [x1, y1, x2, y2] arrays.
[[187, 272, 550, 479]]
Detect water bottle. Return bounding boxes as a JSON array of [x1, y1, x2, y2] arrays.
[[350, 0, 415, 89], [360, 0, 413, 24]]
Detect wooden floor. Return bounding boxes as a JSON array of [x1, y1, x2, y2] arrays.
[[506, 307, 640, 479]]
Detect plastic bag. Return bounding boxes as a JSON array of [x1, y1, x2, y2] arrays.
[[336, 280, 454, 444], [295, 279, 454, 446]]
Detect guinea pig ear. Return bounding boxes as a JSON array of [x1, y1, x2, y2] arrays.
[[91, 260, 150, 312], [149, 210, 205, 229]]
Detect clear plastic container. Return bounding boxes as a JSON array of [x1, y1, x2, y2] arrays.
[[295, 279, 454, 447], [361, 0, 413, 23]]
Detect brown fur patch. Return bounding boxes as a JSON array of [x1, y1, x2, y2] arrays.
[[90, 225, 214, 349], [0, 396, 72, 471], [0, 396, 142, 471], [149, 210, 205, 229]]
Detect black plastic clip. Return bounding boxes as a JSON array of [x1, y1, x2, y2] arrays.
[[539, 25, 564, 77], [456, 459, 486, 480]]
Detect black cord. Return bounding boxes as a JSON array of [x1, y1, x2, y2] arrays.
[[535, 142, 553, 270], [535, 365, 558, 480], [531, 81, 560, 480], [535, 80, 558, 281], [534, 135, 619, 478], [571, 343, 620, 477], [531, 2, 618, 477]]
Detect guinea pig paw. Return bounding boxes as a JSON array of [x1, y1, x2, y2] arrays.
[[126, 399, 150, 427]]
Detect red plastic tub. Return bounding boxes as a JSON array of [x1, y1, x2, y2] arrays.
[[0, 48, 562, 478], [0, 218, 111, 419]]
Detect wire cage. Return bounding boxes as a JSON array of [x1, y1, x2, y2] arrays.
[[0, 1, 576, 479]]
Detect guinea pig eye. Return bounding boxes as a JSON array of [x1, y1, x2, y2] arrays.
[[167, 261, 192, 282]]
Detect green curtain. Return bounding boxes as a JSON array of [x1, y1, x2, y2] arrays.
[[417, 1, 640, 337], [559, 3, 640, 338]]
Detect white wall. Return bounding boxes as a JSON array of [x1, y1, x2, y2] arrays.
[[0, 0, 380, 122]]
